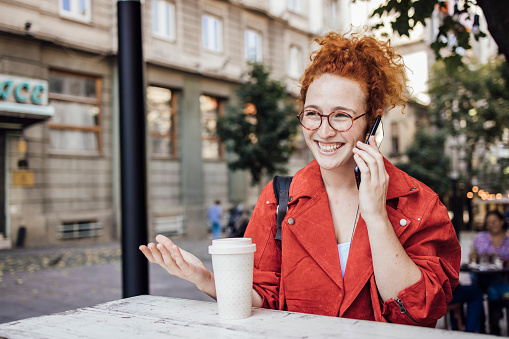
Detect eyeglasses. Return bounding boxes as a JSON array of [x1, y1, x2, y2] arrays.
[[297, 110, 366, 132]]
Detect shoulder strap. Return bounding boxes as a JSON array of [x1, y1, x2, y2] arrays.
[[273, 175, 293, 241]]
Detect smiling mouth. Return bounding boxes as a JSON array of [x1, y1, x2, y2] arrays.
[[317, 141, 343, 152]]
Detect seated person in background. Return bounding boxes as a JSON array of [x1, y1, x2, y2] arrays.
[[472, 210, 509, 300], [449, 284, 485, 333], [471, 210, 509, 335]]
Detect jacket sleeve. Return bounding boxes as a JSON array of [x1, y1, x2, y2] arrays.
[[243, 181, 282, 310], [380, 194, 461, 326]]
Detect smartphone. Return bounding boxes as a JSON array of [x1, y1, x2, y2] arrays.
[[354, 115, 382, 189]]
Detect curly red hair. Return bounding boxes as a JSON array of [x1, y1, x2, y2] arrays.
[[300, 32, 408, 125]]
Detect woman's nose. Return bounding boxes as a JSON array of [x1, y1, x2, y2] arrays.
[[317, 116, 336, 138]]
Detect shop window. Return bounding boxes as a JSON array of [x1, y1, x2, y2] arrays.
[[48, 71, 101, 154], [59, 0, 91, 23], [202, 14, 223, 53], [152, 0, 176, 41], [288, 45, 303, 78], [245, 29, 262, 62], [147, 86, 177, 157], [200, 95, 224, 160]]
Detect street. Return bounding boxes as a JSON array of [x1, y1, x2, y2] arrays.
[[0, 238, 214, 324]]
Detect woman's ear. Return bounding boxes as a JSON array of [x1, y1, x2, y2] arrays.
[[364, 109, 383, 140]]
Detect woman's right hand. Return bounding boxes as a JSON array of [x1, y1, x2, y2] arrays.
[[139, 234, 216, 299]]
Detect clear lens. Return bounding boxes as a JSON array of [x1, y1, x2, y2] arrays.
[[330, 112, 353, 131], [300, 111, 320, 129]]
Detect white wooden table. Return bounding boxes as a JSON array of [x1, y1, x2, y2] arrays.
[[0, 295, 487, 338]]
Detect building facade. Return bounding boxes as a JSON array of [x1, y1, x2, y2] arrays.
[[0, 0, 435, 248]]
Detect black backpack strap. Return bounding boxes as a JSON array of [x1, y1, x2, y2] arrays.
[[273, 175, 293, 241]]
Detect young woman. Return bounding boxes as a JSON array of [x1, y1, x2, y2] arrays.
[[140, 32, 461, 328]]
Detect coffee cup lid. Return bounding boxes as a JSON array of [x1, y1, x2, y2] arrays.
[[208, 238, 256, 254]]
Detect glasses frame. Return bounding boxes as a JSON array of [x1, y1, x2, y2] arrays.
[[296, 110, 366, 132]]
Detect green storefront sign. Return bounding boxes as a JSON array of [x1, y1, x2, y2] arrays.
[[0, 75, 48, 105], [0, 75, 54, 128]]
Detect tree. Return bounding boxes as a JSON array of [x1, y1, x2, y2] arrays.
[[359, 0, 509, 68], [216, 63, 299, 186], [396, 127, 450, 199], [428, 58, 509, 193]]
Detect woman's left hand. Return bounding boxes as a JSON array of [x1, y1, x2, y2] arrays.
[[352, 136, 389, 223]]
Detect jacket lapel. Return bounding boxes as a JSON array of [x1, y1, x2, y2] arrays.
[[339, 216, 372, 315], [285, 180, 344, 291]]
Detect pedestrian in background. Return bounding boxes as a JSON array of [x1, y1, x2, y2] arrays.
[[207, 200, 222, 239], [226, 203, 243, 236], [229, 207, 251, 238]]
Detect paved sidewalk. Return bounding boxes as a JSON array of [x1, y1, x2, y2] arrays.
[[0, 236, 215, 324]]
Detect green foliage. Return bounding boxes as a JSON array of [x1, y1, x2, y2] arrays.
[[477, 157, 509, 194], [366, 0, 487, 70], [428, 58, 509, 192], [216, 63, 299, 186], [396, 127, 451, 198], [429, 59, 509, 143]]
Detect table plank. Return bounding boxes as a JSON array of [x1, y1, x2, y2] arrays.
[[0, 295, 488, 338]]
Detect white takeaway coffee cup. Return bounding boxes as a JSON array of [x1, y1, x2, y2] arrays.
[[208, 238, 256, 319]]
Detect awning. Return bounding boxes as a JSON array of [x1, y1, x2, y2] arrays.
[[0, 102, 54, 129]]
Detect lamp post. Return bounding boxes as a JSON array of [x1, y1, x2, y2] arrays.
[[450, 139, 462, 240], [117, 0, 149, 297]]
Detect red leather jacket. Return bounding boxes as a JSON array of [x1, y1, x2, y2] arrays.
[[244, 159, 460, 327]]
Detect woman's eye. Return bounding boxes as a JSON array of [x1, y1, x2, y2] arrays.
[[331, 112, 350, 120], [304, 111, 320, 117]]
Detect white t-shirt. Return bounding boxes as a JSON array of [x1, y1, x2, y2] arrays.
[[338, 242, 351, 278]]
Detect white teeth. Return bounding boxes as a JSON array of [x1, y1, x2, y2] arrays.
[[318, 142, 342, 152]]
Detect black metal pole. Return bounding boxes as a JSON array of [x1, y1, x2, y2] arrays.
[[117, 0, 149, 297], [451, 176, 461, 241]]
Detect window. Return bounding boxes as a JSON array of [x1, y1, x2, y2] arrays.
[[245, 29, 262, 62], [147, 86, 177, 157], [48, 71, 101, 154], [288, 45, 303, 78], [152, 0, 176, 41], [59, 0, 91, 22], [200, 95, 224, 159], [325, 0, 338, 27], [287, 0, 303, 13], [202, 15, 223, 53]]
